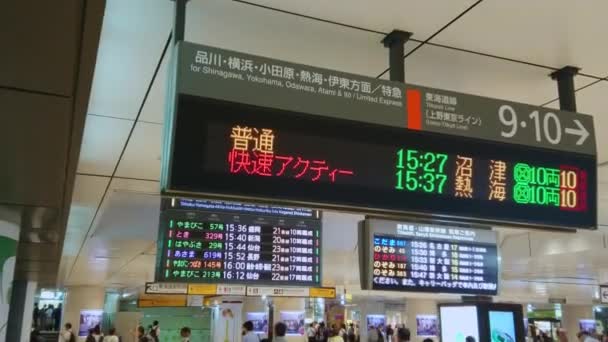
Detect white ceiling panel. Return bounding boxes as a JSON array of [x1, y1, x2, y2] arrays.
[[93, 191, 160, 240], [404, 43, 597, 106], [139, 54, 169, 124], [66, 239, 154, 286], [66, 174, 110, 231], [59, 175, 110, 285], [433, 0, 608, 77], [116, 122, 163, 181], [234, 0, 478, 40], [87, 0, 172, 119], [185, 0, 389, 79], [77, 115, 132, 176]]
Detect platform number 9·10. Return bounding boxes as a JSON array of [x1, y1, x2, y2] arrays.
[[499, 105, 562, 145]]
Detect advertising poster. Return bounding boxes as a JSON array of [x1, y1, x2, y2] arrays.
[[440, 306, 479, 342], [213, 302, 243, 342], [280, 311, 305, 336], [79, 309, 103, 337], [246, 312, 268, 334], [489, 311, 516, 342], [366, 314, 386, 328], [0, 225, 18, 342], [416, 315, 438, 337], [579, 319, 597, 334]]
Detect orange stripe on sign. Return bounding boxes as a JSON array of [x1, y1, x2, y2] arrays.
[[406, 89, 422, 130]]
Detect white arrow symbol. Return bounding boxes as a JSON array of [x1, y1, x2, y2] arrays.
[[565, 119, 590, 145]]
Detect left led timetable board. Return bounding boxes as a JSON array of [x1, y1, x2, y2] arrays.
[[155, 198, 322, 286]]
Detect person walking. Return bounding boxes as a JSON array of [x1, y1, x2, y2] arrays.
[[59, 323, 77, 342], [273, 322, 288, 342], [33, 303, 40, 328], [242, 321, 260, 342], [104, 328, 119, 342], [385, 325, 394, 342], [136, 326, 153, 342], [317, 322, 329, 342], [53, 304, 62, 332], [151, 321, 160, 340], [396, 328, 410, 342], [45, 304, 54, 331], [368, 326, 379, 342], [329, 327, 344, 342], [180, 327, 191, 342], [307, 323, 317, 342]]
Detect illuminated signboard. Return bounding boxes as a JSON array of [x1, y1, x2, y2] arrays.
[[165, 95, 596, 229], [359, 219, 498, 295], [156, 198, 322, 285]]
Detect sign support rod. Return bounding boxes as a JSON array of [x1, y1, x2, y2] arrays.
[[381, 30, 412, 82], [171, 0, 189, 44], [550, 65, 580, 112]]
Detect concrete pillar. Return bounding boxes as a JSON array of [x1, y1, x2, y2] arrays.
[[6, 280, 37, 342], [273, 297, 305, 342], [405, 299, 438, 341], [242, 297, 268, 338], [562, 305, 593, 341], [63, 286, 105, 338], [358, 299, 386, 341]]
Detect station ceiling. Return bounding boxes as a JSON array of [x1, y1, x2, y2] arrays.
[[60, 0, 608, 304]]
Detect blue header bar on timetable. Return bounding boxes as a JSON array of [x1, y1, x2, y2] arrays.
[[173, 198, 319, 219]]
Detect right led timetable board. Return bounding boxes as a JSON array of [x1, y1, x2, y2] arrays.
[[360, 219, 499, 296]]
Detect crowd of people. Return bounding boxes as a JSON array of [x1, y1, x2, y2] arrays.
[[32, 302, 62, 331], [30, 312, 608, 342], [242, 320, 422, 342], [531, 328, 608, 342]]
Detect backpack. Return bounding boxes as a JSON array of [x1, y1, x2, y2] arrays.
[[67, 332, 77, 342]]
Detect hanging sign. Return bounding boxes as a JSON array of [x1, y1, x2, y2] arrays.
[[162, 42, 596, 230], [360, 219, 499, 295]]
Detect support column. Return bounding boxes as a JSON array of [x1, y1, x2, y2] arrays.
[[172, 0, 189, 44], [405, 299, 438, 341], [562, 304, 593, 340], [0, 221, 19, 342], [242, 297, 269, 339], [62, 287, 105, 336], [381, 30, 413, 83], [358, 299, 386, 341], [6, 280, 37, 342], [550, 66, 580, 112]]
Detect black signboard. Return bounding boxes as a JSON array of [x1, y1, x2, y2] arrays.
[[156, 198, 322, 286], [164, 95, 596, 229], [359, 219, 499, 296]]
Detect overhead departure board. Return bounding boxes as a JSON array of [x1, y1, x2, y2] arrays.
[[166, 95, 596, 229], [359, 219, 498, 295], [156, 198, 322, 286]]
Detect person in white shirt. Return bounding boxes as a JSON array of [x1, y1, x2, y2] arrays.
[[59, 323, 76, 342], [307, 323, 317, 342], [328, 327, 344, 342], [104, 328, 119, 342], [242, 321, 260, 342], [152, 321, 160, 338], [180, 326, 191, 342]]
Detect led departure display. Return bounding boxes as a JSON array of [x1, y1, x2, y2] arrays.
[[167, 95, 596, 229], [360, 219, 499, 295], [156, 198, 322, 285]]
